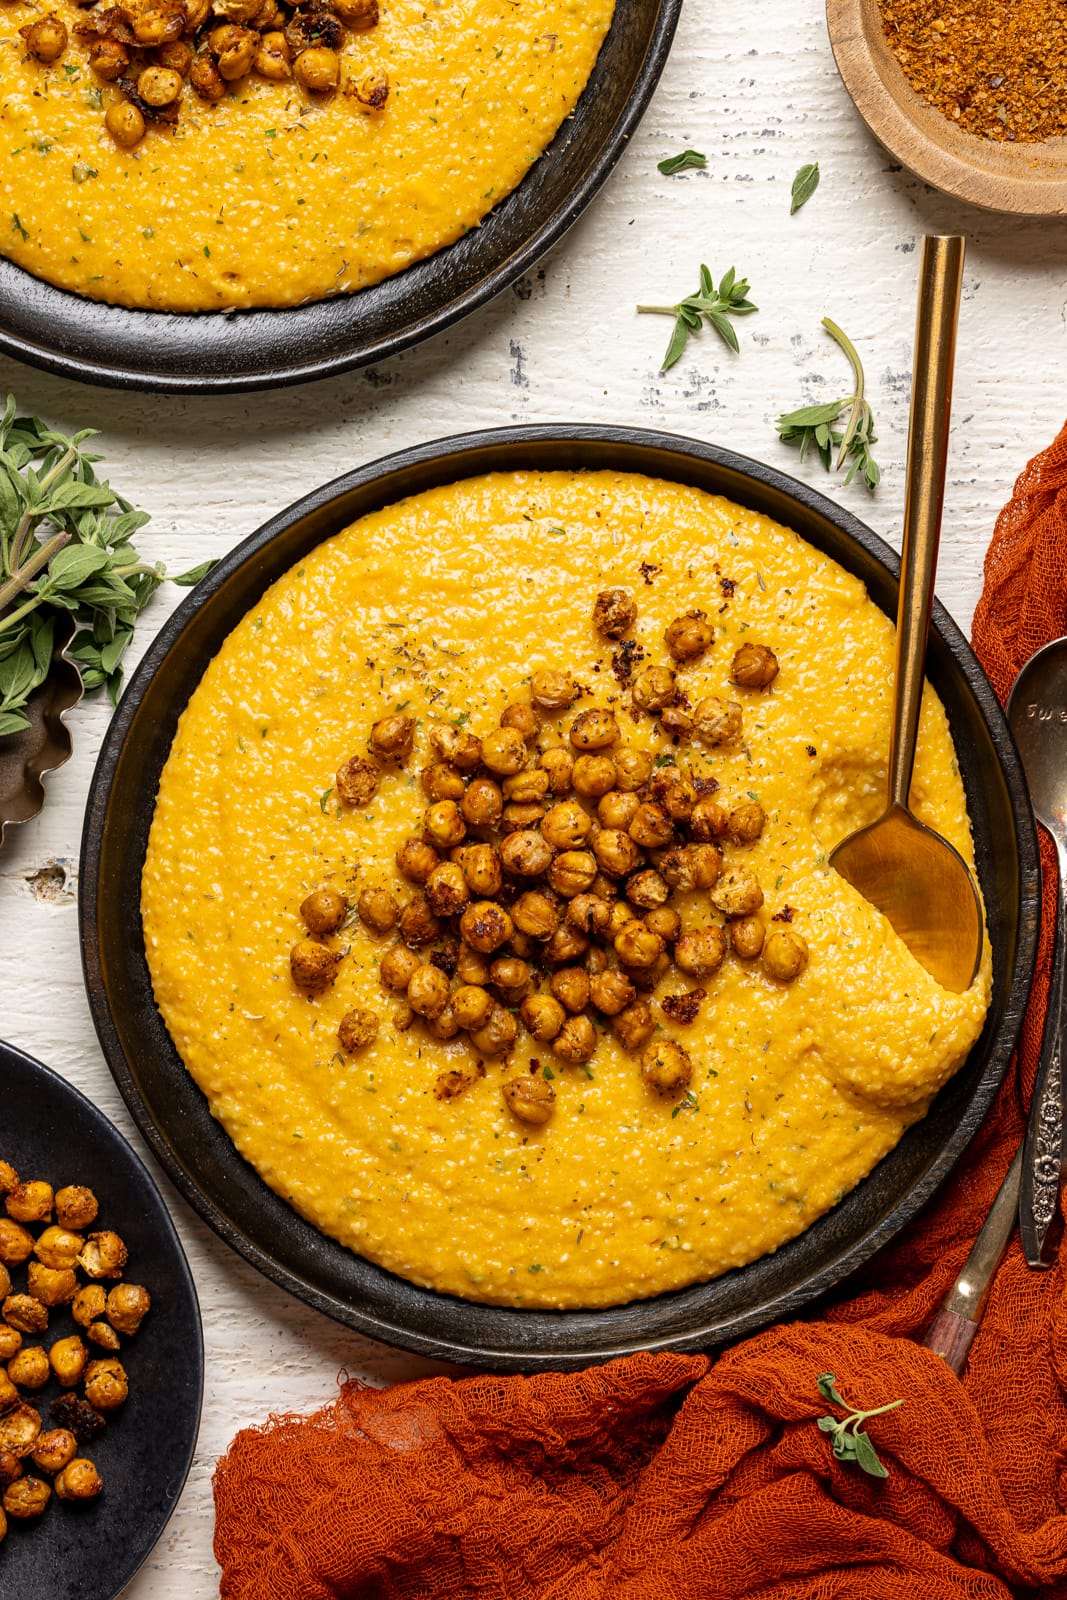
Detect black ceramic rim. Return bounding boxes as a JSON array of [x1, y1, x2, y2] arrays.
[[0, 0, 680, 394], [80, 425, 1041, 1370]]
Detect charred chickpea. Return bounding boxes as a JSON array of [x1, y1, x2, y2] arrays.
[[544, 923, 590, 967], [592, 587, 637, 639], [3, 1296, 46, 1335], [21, 14, 67, 60], [632, 665, 677, 714], [357, 886, 399, 935], [253, 27, 290, 75], [592, 829, 640, 879], [32, 1429, 76, 1475], [338, 1008, 379, 1052], [520, 993, 566, 1041], [626, 870, 669, 910], [569, 709, 619, 751], [72, 1285, 107, 1330], [501, 1075, 555, 1126], [614, 921, 665, 970], [424, 862, 468, 918], [380, 943, 421, 993], [0, 1371, 19, 1411], [650, 769, 697, 822], [0, 1447, 19, 1484], [500, 702, 539, 743], [0, 1222, 35, 1268], [540, 800, 590, 851], [589, 968, 636, 1016], [690, 797, 729, 841], [0, 1328, 17, 1363], [89, 37, 129, 78], [293, 44, 339, 89], [7, 1348, 48, 1390], [397, 897, 440, 947], [692, 696, 743, 746], [500, 829, 554, 878], [711, 867, 764, 918], [209, 23, 256, 78], [613, 1001, 656, 1051], [424, 800, 466, 850], [137, 63, 182, 103], [54, 1459, 103, 1502], [290, 939, 338, 992], [548, 851, 597, 899], [598, 790, 639, 830], [687, 844, 723, 889], [396, 838, 439, 884], [75, 1231, 124, 1282], [336, 754, 379, 808], [157, 39, 193, 73], [550, 967, 590, 1014], [503, 767, 549, 804], [613, 747, 653, 792], [657, 845, 696, 891], [480, 727, 528, 776], [554, 1015, 597, 1064], [530, 669, 577, 711], [675, 928, 726, 977], [660, 704, 694, 738], [186, 0, 212, 26], [27, 1265, 77, 1309], [566, 893, 611, 937], [459, 901, 513, 955], [6, 1184, 52, 1226], [455, 844, 498, 898], [406, 965, 451, 1020], [629, 803, 674, 850], [301, 886, 346, 934], [430, 723, 482, 771], [461, 777, 503, 829], [729, 800, 766, 844], [470, 1004, 518, 1058], [664, 610, 713, 663], [451, 985, 493, 1031], [731, 642, 779, 689], [489, 958, 532, 1005], [571, 754, 617, 799], [85, 1359, 128, 1412], [539, 746, 574, 794], [0, 1404, 41, 1455], [421, 761, 465, 801], [730, 915, 765, 959], [87, 1322, 121, 1352], [512, 890, 560, 940], [762, 929, 809, 982], [645, 905, 681, 944], [50, 1336, 87, 1388], [641, 1039, 693, 1096], [3, 1477, 50, 1519]]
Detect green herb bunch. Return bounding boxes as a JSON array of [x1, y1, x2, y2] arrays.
[[776, 318, 881, 492], [638, 265, 758, 370], [0, 398, 209, 737], [816, 1373, 903, 1479]]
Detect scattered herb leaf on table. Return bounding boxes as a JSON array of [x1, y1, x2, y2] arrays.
[[657, 149, 708, 175], [816, 1372, 903, 1479], [776, 318, 881, 491], [637, 265, 758, 370], [790, 162, 820, 213]]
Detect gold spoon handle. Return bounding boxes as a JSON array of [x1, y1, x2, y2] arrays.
[[889, 235, 965, 810]]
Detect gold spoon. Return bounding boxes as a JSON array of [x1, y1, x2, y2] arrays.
[[830, 234, 982, 994]]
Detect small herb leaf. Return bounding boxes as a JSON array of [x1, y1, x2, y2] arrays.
[[790, 162, 820, 214], [658, 148, 708, 175]]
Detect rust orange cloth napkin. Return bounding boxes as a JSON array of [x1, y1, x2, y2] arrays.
[[214, 428, 1067, 1600]]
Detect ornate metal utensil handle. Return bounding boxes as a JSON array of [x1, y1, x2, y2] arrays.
[[1021, 848, 1067, 1267]]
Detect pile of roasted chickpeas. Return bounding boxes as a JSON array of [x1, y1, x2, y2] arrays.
[[290, 586, 810, 1128], [17, 0, 386, 151], [0, 1163, 151, 1543]]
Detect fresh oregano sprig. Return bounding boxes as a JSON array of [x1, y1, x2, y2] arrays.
[[638, 264, 758, 370], [816, 1373, 903, 1479], [775, 317, 881, 492], [0, 397, 211, 736]]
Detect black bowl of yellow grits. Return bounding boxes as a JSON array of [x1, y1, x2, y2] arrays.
[[0, 0, 679, 393], [80, 425, 1039, 1370]]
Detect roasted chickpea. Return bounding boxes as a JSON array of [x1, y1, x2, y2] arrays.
[[0, 1366, 23, 1407], [543, 923, 589, 967], [289, 939, 338, 992], [34, 1228, 83, 1273], [459, 901, 513, 955], [501, 1076, 555, 1126], [0, 1404, 40, 1456], [625, 870, 669, 910], [54, 1458, 103, 1501], [660, 704, 694, 737], [6, 1184, 52, 1226], [3, 1476, 49, 1518], [356, 886, 398, 936], [502, 771, 547, 807], [613, 747, 653, 792], [489, 957, 532, 1005], [0, 1447, 19, 1484], [649, 769, 697, 821], [657, 845, 696, 891], [424, 861, 468, 918], [398, 897, 440, 947], [518, 992, 564, 1041], [470, 1004, 519, 1057], [456, 943, 490, 985], [458, 777, 501, 830], [88, 37, 129, 78], [87, 1321, 121, 1352], [0, 1329, 20, 1363], [512, 890, 560, 940], [455, 843, 499, 898], [730, 915, 765, 959], [592, 587, 637, 639], [430, 723, 482, 771], [421, 761, 465, 801], [632, 665, 677, 713], [690, 797, 730, 841], [336, 754, 379, 807], [2, 1297, 46, 1335], [550, 967, 590, 1014], [614, 922, 665, 970], [629, 803, 674, 849], [32, 1429, 76, 1475], [49, 1337, 87, 1388], [293, 43, 339, 88], [547, 850, 596, 899], [728, 800, 765, 844], [500, 702, 539, 742], [451, 985, 493, 1031], [692, 696, 743, 745], [0, 1266, 8, 1299], [645, 905, 681, 944], [731, 642, 779, 689], [332, 0, 377, 24], [539, 746, 574, 794], [553, 1015, 597, 1063], [664, 609, 713, 662], [209, 21, 256, 77], [71, 1285, 106, 1330], [107, 1282, 151, 1339], [380, 943, 421, 993], [132, 3, 183, 45], [675, 927, 726, 977], [566, 893, 611, 937], [606, 899, 638, 938], [423, 800, 466, 850], [480, 727, 527, 776], [137, 63, 182, 103], [253, 27, 290, 76], [613, 1001, 656, 1051], [404, 965, 449, 1020], [428, 1002, 462, 1040], [21, 14, 67, 60], [711, 867, 764, 918], [394, 839, 437, 885], [500, 801, 546, 834], [84, 1358, 128, 1412], [7, 1347, 47, 1393], [588, 969, 635, 1016], [592, 829, 641, 879], [338, 1007, 379, 1052], [0, 1165, 16, 1196], [52, 1187, 95, 1235], [301, 886, 346, 935], [27, 1265, 77, 1309], [569, 709, 619, 751], [641, 1039, 693, 1096], [537, 800, 588, 852], [157, 38, 193, 73], [392, 1001, 415, 1031], [762, 929, 809, 982], [527, 669, 574, 711], [689, 844, 724, 889], [499, 829, 554, 878], [596, 790, 637, 830], [571, 754, 617, 798]]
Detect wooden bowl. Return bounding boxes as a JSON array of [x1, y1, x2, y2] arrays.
[[827, 0, 1067, 216]]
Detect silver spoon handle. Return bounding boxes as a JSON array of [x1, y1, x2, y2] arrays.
[[889, 235, 965, 810], [1021, 847, 1067, 1266]]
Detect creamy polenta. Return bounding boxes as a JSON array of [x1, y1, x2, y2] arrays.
[[141, 471, 991, 1309], [0, 0, 612, 310]]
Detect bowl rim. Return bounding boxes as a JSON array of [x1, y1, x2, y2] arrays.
[[0, 0, 681, 393], [79, 423, 1041, 1368]]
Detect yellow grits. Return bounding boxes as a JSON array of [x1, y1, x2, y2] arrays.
[[141, 471, 991, 1309], [0, 0, 612, 310]]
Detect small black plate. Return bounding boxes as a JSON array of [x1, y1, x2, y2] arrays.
[[0, 1039, 202, 1600], [0, 0, 680, 394], [80, 425, 1040, 1371]]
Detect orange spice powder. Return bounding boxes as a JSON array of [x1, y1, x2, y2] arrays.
[[880, 0, 1067, 142]]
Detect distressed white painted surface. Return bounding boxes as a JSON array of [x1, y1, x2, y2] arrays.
[[0, 0, 1064, 1591]]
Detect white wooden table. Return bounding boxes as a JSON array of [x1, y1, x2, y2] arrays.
[[1, 1, 1063, 1590]]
